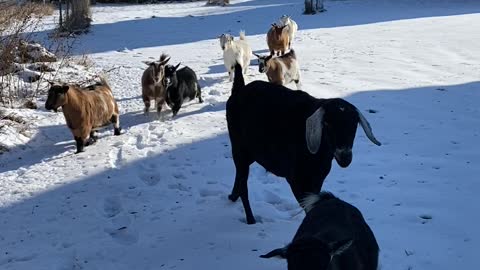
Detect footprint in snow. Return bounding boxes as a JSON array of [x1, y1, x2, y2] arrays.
[[139, 172, 161, 186], [105, 226, 139, 245], [103, 196, 123, 218], [168, 183, 190, 192], [199, 189, 223, 197]]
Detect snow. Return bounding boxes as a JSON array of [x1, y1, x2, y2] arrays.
[[1, 0, 480, 269]]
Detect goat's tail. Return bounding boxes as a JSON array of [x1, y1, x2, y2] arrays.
[[232, 62, 245, 94], [300, 191, 335, 213], [260, 247, 288, 259], [239, 30, 246, 40]]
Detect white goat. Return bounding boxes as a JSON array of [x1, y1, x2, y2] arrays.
[[223, 30, 252, 81], [278, 15, 298, 49], [218, 33, 234, 51]]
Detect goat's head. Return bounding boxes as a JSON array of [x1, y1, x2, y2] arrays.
[[253, 53, 273, 73], [164, 63, 181, 88], [45, 82, 70, 112], [218, 33, 234, 50], [305, 99, 381, 168], [143, 55, 170, 86], [286, 238, 353, 270], [279, 15, 291, 25]]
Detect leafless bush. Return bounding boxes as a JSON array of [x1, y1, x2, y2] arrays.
[[0, 2, 78, 108]]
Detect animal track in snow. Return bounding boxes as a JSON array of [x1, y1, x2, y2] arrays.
[[263, 190, 298, 212], [103, 196, 123, 218], [105, 226, 139, 245], [139, 172, 161, 186], [168, 183, 191, 192], [199, 189, 223, 197]]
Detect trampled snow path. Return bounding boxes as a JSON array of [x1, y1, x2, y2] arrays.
[[1, 0, 480, 269]]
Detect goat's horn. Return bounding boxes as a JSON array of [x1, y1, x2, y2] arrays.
[[357, 109, 381, 146]]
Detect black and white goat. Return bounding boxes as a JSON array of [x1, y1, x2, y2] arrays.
[[226, 63, 381, 224], [254, 49, 301, 89], [260, 192, 380, 270], [164, 63, 203, 117]]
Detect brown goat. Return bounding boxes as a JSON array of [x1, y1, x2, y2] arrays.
[[254, 49, 302, 89], [45, 77, 121, 153], [267, 23, 289, 56], [141, 53, 171, 116]]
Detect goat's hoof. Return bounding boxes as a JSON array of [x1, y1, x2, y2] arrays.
[[114, 128, 121, 136], [228, 194, 239, 202], [246, 217, 256, 225], [75, 149, 85, 154]]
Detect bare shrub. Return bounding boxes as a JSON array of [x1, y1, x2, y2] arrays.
[[0, 2, 79, 108]]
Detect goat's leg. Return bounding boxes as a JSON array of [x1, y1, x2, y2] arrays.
[[171, 103, 181, 117], [86, 130, 98, 146], [143, 98, 151, 115], [229, 152, 255, 224], [111, 114, 121, 135], [73, 128, 89, 153], [197, 84, 204, 103], [74, 136, 85, 154], [155, 98, 164, 117]]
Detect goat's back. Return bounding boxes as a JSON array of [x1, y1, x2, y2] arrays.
[[226, 81, 325, 176], [295, 194, 379, 270], [171, 66, 199, 100], [66, 84, 118, 129], [267, 27, 289, 50]]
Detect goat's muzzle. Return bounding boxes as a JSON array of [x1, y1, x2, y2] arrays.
[[334, 148, 352, 168]]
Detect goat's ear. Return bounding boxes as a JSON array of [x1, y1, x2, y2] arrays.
[[305, 107, 325, 154], [253, 53, 260, 58], [61, 85, 70, 93], [160, 57, 171, 65], [142, 61, 153, 66], [328, 239, 353, 257], [356, 108, 382, 146], [174, 63, 181, 71]]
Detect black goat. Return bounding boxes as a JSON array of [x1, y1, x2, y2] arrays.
[[260, 192, 379, 270], [226, 63, 381, 224], [164, 63, 203, 117]]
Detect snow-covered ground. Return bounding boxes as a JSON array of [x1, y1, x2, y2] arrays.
[[1, 0, 480, 269]]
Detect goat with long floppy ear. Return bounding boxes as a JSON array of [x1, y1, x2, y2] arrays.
[[305, 105, 381, 155]]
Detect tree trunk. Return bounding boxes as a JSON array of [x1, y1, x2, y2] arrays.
[[59, 0, 63, 28], [304, 0, 314, 14], [66, 0, 91, 32], [305, 0, 325, 14]]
